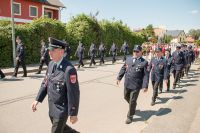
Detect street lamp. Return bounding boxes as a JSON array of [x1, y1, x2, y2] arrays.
[[11, 0, 16, 66]]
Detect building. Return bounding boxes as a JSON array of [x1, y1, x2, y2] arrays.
[[0, 0, 65, 23], [154, 27, 166, 37], [186, 36, 195, 43], [165, 30, 186, 43]]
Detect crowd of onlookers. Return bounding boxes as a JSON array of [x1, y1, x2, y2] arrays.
[[142, 43, 200, 62]]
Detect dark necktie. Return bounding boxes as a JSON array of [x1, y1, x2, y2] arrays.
[[52, 63, 57, 73]]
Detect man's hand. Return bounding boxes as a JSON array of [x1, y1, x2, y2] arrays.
[[70, 116, 78, 124], [116, 80, 121, 85], [142, 88, 148, 93], [31, 101, 39, 112], [16, 57, 19, 60]]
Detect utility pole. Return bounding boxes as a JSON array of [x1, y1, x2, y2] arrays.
[[11, 0, 16, 66]]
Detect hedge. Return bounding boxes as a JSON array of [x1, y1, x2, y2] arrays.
[[0, 18, 66, 67], [0, 15, 145, 67]]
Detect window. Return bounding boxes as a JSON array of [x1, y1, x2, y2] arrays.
[[29, 6, 38, 17], [44, 10, 53, 18], [13, 2, 21, 15]]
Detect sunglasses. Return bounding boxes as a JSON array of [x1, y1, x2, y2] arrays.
[[133, 51, 140, 53]]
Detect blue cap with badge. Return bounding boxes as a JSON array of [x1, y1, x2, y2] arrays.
[[133, 45, 142, 52], [48, 37, 67, 50]]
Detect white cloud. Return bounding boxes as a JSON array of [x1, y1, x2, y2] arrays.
[[190, 10, 199, 14]]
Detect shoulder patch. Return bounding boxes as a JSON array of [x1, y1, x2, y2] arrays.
[[70, 75, 77, 84]]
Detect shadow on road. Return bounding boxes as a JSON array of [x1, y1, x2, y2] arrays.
[[104, 63, 115, 66], [1, 78, 24, 82], [0, 94, 37, 107], [156, 96, 183, 105], [76, 68, 85, 71], [29, 75, 45, 79], [169, 89, 187, 94], [134, 108, 172, 122], [83, 66, 97, 69], [181, 83, 197, 87]]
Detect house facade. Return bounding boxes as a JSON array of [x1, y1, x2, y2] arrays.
[[186, 36, 195, 43], [0, 0, 65, 23], [165, 30, 186, 43]]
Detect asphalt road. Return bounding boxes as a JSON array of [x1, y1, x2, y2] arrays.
[[0, 60, 200, 133]]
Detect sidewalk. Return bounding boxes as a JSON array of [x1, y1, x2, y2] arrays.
[[1, 56, 124, 76]]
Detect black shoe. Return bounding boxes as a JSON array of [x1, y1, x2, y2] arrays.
[[35, 71, 41, 74], [125, 117, 133, 124], [22, 75, 27, 77], [166, 89, 170, 92], [159, 90, 162, 94], [65, 129, 80, 133], [1, 75, 5, 79], [172, 85, 176, 89], [151, 101, 155, 106]]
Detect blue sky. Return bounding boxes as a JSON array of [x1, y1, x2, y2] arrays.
[[60, 0, 200, 33]]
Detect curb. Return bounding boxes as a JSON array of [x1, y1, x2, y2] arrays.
[[4, 56, 124, 76]]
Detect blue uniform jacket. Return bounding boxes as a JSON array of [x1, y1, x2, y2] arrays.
[[117, 57, 149, 90], [16, 43, 25, 61], [121, 44, 129, 54], [165, 55, 173, 74], [187, 50, 195, 65], [149, 56, 169, 82], [40, 45, 49, 59], [171, 51, 185, 71], [36, 58, 80, 119]]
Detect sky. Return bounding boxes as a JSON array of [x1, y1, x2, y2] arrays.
[[60, 0, 200, 33]]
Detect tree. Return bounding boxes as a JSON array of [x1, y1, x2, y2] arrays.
[[146, 24, 155, 37], [139, 24, 156, 42], [163, 35, 172, 43], [66, 14, 101, 55], [195, 40, 200, 46], [188, 29, 200, 40]]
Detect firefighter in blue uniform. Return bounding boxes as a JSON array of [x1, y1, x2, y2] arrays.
[[12, 36, 27, 77], [99, 42, 106, 65], [110, 42, 118, 64], [149, 47, 169, 106], [117, 45, 149, 124], [185, 45, 195, 77], [63, 40, 71, 60], [75, 41, 85, 68], [171, 44, 186, 89], [31, 37, 80, 133], [88, 43, 97, 66], [164, 49, 172, 91], [180, 44, 188, 78], [120, 41, 129, 62], [36, 39, 49, 74]]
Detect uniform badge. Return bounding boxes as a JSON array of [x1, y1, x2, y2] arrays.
[[159, 64, 164, 69], [70, 75, 77, 84]]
